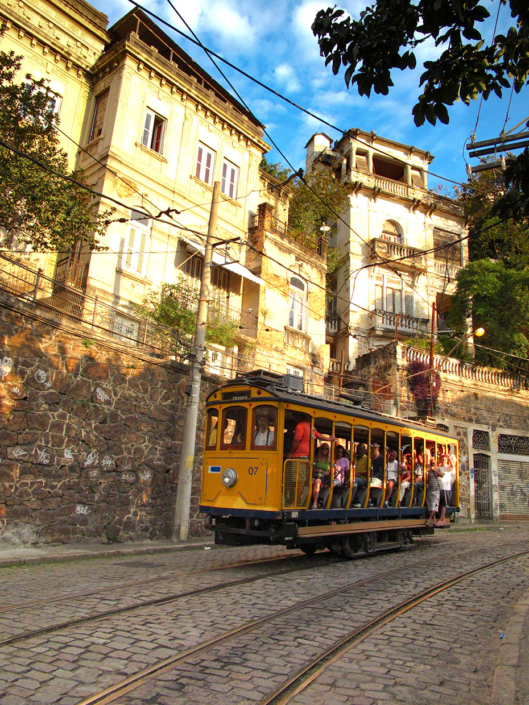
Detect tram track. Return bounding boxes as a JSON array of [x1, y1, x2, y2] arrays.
[[0, 551, 301, 614], [1, 534, 520, 649], [73, 541, 529, 705], [0, 551, 338, 647]]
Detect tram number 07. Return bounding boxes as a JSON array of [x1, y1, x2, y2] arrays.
[[248, 466, 259, 476]]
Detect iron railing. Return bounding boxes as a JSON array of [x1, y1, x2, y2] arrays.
[[0, 253, 189, 359]]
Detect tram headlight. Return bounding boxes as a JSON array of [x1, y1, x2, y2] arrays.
[[221, 467, 237, 488]]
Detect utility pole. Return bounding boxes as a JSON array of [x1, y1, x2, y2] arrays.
[[429, 302, 436, 418], [173, 180, 220, 542]]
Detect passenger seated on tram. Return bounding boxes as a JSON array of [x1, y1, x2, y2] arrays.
[[331, 446, 350, 508], [351, 444, 368, 506], [253, 408, 275, 446], [369, 443, 385, 507], [413, 452, 424, 505], [310, 443, 331, 509], [384, 450, 407, 507], [398, 453, 412, 505]]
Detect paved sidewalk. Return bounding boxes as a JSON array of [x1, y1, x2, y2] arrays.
[[0, 536, 214, 568]]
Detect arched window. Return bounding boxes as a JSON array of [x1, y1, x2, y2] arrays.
[[288, 276, 306, 332], [381, 220, 402, 242]]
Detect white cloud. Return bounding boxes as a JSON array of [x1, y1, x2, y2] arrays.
[[274, 63, 302, 93]]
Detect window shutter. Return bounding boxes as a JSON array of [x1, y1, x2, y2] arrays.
[[142, 111, 153, 148], [204, 150, 213, 183], [137, 232, 147, 274], [152, 119, 163, 153], [125, 229, 136, 269], [229, 165, 236, 198], [196, 146, 203, 179], [221, 162, 228, 193]]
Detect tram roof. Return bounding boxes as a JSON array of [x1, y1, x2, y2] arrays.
[[207, 372, 456, 440]]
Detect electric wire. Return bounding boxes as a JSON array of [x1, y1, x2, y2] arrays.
[[130, 0, 501, 199]]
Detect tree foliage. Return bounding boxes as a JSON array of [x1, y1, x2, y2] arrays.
[[458, 167, 529, 262], [407, 359, 441, 416], [448, 260, 529, 371], [288, 167, 352, 247], [134, 281, 237, 350], [259, 156, 292, 182], [312, 1, 529, 223], [0, 50, 110, 252]]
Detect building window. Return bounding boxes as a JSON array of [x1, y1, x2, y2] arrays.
[[288, 276, 306, 332], [221, 160, 238, 199], [142, 109, 166, 154], [286, 365, 304, 377], [195, 143, 215, 184], [381, 220, 402, 242], [498, 434, 529, 456], [89, 89, 109, 142], [124, 210, 151, 276], [433, 228, 461, 265], [473, 430, 490, 451]]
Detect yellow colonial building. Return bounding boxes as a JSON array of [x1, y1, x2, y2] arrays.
[[0, 0, 330, 389]]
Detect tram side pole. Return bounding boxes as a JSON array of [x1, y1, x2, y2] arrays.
[[172, 180, 220, 542]]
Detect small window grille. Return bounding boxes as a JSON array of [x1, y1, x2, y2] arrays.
[[498, 434, 529, 456], [472, 430, 490, 451]]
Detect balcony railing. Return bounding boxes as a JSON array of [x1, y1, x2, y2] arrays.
[[368, 238, 426, 270], [284, 326, 310, 352], [55, 258, 88, 290], [406, 347, 528, 390], [433, 261, 461, 280], [209, 300, 258, 333], [369, 309, 430, 334], [326, 315, 341, 335], [0, 253, 189, 358]]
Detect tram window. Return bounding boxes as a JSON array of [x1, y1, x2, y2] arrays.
[[251, 406, 277, 450], [426, 440, 436, 469], [335, 422, 352, 488], [371, 428, 385, 464], [220, 406, 247, 449], [400, 435, 413, 507], [313, 416, 334, 455], [387, 431, 399, 453], [283, 410, 299, 456], [206, 409, 219, 450], [353, 426, 370, 462], [413, 438, 425, 506]]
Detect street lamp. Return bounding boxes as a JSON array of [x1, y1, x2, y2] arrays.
[[446, 327, 485, 359]]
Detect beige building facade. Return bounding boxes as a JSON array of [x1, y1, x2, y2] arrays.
[[0, 0, 330, 389], [306, 132, 468, 374]]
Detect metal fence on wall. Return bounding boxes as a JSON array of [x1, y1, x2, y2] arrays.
[[0, 253, 190, 361]]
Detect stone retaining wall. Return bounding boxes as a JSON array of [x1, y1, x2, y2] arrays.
[[0, 302, 217, 544]]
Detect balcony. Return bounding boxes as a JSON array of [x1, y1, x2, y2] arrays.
[[326, 315, 341, 336], [284, 325, 310, 352], [368, 238, 426, 272], [433, 260, 461, 280], [55, 258, 88, 291], [209, 300, 258, 335], [369, 309, 429, 336]]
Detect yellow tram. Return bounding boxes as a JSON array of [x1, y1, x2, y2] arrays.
[[200, 371, 459, 557]]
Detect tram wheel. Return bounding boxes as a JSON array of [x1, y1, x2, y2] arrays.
[[363, 532, 376, 554], [341, 534, 361, 560], [300, 544, 317, 556]]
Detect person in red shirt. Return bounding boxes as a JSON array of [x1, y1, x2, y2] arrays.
[[289, 412, 335, 458]]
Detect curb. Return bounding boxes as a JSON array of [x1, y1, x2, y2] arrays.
[[491, 587, 529, 705], [0, 538, 214, 569]]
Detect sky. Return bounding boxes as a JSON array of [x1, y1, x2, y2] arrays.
[[90, 0, 528, 194]]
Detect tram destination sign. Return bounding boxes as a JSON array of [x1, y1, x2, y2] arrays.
[[221, 390, 252, 401]]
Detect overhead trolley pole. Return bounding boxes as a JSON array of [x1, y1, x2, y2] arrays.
[[173, 180, 220, 542]]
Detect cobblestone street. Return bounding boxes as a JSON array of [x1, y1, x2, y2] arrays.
[[1, 526, 529, 705]]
